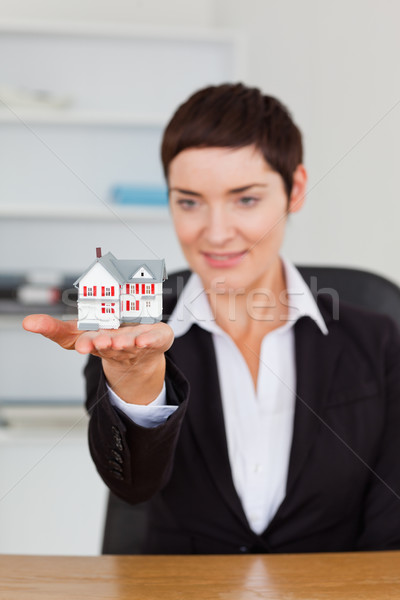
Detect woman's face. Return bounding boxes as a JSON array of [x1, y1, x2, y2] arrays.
[[168, 145, 306, 293]]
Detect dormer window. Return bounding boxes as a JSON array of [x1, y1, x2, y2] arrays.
[[131, 266, 153, 280]]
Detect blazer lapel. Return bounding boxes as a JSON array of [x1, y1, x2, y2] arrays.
[[265, 297, 344, 538], [285, 313, 342, 494], [169, 324, 249, 526]]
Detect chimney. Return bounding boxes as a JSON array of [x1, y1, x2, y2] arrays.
[[96, 247, 102, 258]]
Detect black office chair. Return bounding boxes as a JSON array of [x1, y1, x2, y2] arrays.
[[102, 265, 400, 554]]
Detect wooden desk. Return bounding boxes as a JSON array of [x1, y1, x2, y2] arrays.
[[1, 552, 399, 599]]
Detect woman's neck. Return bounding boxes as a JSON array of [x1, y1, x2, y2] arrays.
[[205, 257, 287, 337], [205, 258, 289, 390]]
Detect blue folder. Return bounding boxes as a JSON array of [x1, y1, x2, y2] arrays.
[[112, 185, 168, 206]]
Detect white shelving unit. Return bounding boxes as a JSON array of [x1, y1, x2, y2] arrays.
[[0, 21, 245, 557], [0, 204, 169, 223], [0, 108, 167, 126], [0, 202, 169, 221], [0, 20, 244, 271]]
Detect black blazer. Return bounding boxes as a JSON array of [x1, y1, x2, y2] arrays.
[[85, 271, 400, 554]]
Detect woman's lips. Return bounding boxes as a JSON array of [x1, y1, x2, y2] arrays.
[[202, 251, 247, 268]]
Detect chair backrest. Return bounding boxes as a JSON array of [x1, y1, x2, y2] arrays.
[[102, 495, 148, 555], [297, 265, 400, 329], [102, 265, 400, 554]]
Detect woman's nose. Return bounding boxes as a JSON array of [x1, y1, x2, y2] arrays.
[[204, 206, 235, 246]]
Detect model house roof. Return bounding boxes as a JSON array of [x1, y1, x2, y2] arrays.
[[74, 251, 167, 287]]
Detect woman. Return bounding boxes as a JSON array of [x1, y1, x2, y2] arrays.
[[24, 83, 400, 553]]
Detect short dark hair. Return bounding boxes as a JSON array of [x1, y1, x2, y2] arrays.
[[161, 83, 303, 197]]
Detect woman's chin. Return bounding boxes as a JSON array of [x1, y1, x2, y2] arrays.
[[199, 271, 247, 294]]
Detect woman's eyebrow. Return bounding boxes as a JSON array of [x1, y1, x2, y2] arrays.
[[169, 183, 268, 196], [228, 183, 268, 194], [169, 187, 202, 197]]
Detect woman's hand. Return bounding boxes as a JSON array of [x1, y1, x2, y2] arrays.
[[22, 315, 174, 405]]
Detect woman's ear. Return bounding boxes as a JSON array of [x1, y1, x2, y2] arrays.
[[288, 164, 307, 213]]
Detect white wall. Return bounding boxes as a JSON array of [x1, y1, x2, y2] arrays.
[[214, 0, 400, 284]]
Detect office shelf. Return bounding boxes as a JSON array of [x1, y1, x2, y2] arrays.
[[0, 108, 167, 127], [0, 203, 169, 221], [0, 19, 242, 276]]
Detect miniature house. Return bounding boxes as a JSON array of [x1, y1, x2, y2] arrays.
[[74, 248, 167, 330]]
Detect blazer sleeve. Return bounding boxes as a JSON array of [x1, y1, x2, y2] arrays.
[[356, 320, 400, 550], [85, 353, 190, 504]]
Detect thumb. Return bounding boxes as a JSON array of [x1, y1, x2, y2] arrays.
[[22, 314, 80, 350]]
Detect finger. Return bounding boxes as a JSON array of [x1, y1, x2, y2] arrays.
[[22, 314, 57, 335], [135, 323, 174, 351], [110, 329, 141, 352], [92, 332, 113, 351], [76, 329, 138, 356], [22, 314, 79, 350], [74, 330, 101, 355]]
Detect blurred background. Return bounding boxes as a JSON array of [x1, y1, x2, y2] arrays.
[[0, 0, 399, 555]]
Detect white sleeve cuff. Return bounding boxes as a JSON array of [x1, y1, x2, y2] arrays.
[[106, 381, 178, 428]]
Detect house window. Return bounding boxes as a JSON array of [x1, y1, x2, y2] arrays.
[[126, 300, 140, 311], [102, 286, 115, 297], [146, 300, 151, 308], [101, 303, 115, 314], [145, 284, 151, 295], [84, 285, 97, 297], [125, 284, 138, 295]]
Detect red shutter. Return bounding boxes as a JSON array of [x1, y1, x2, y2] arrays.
[[101, 286, 105, 296], [136, 284, 139, 294], [83, 286, 87, 297], [101, 304, 105, 314], [126, 284, 129, 294], [136, 300, 139, 311], [93, 286, 97, 296], [151, 284, 155, 294], [126, 300, 129, 311], [142, 284, 145, 294], [111, 286, 115, 296], [111, 303, 115, 314]]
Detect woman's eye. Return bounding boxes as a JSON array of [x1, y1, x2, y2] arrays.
[[176, 198, 198, 209], [239, 196, 258, 206]]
